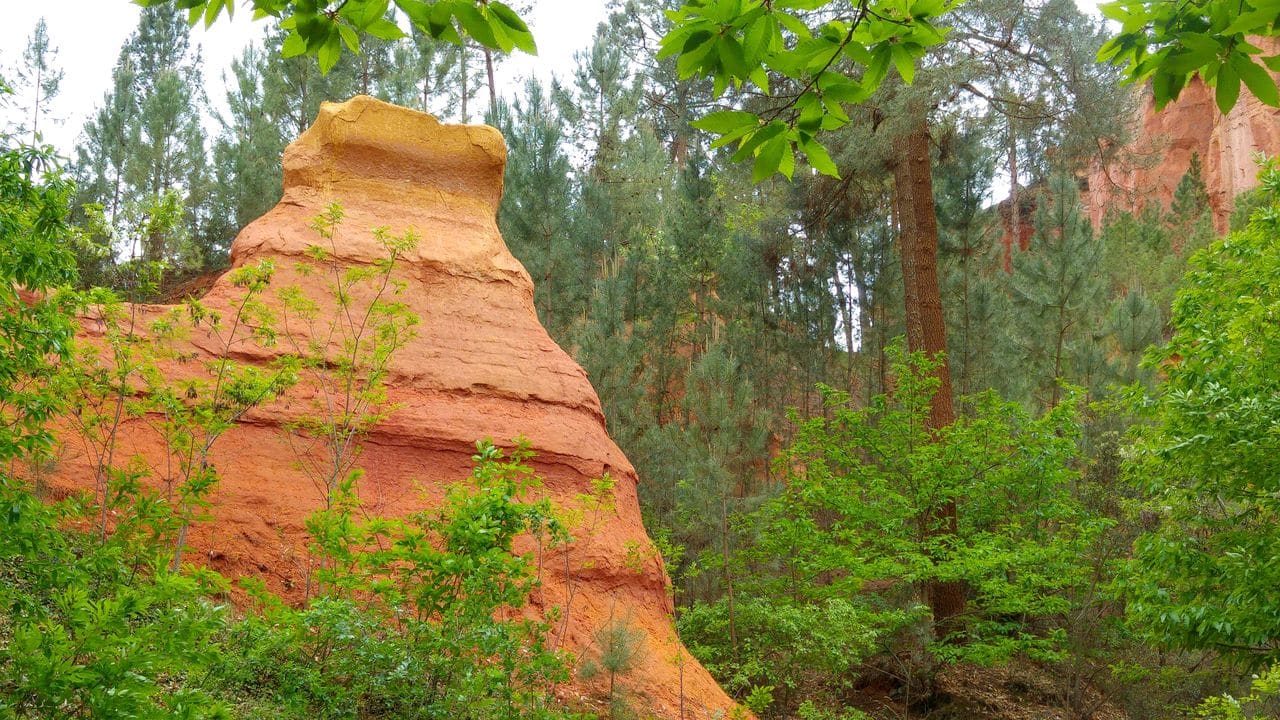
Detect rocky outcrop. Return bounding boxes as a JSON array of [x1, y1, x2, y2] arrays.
[[1086, 43, 1280, 233], [49, 96, 737, 719]]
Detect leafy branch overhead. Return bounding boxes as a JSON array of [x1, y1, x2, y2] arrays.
[[137, 0, 537, 74], [658, 0, 958, 181], [1097, 0, 1280, 113]]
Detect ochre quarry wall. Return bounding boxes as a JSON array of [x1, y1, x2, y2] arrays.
[[1086, 41, 1280, 234], [48, 96, 737, 719]]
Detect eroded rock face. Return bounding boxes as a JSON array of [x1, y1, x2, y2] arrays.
[[1086, 44, 1280, 233], [51, 96, 736, 718]]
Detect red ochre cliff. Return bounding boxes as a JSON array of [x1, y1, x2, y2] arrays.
[[46, 95, 738, 719], [1086, 43, 1280, 234]]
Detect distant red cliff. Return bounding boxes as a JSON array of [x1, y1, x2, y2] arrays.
[[1085, 40, 1280, 234]]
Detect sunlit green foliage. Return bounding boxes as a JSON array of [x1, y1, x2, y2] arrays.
[[681, 345, 1105, 713], [140, 0, 535, 75], [1122, 158, 1280, 669], [659, 0, 958, 179], [1098, 0, 1280, 112]]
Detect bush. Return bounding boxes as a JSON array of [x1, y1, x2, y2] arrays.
[[681, 343, 1106, 713]]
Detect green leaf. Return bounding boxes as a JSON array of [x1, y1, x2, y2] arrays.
[[488, 17, 516, 52], [683, 29, 715, 53], [866, 44, 892, 89], [749, 66, 770, 93], [1097, 0, 1132, 24], [396, 0, 431, 29], [454, 4, 498, 48], [677, 32, 718, 78], [719, 37, 749, 79], [1223, 8, 1275, 35], [1179, 32, 1221, 56], [1215, 59, 1241, 113], [802, 138, 840, 178], [778, 140, 796, 179], [507, 27, 537, 55], [820, 75, 867, 103], [1231, 52, 1280, 106], [203, 0, 225, 29], [489, 2, 530, 33], [891, 44, 916, 84], [1163, 48, 1218, 74], [744, 16, 772, 62], [657, 28, 691, 59], [365, 18, 406, 41], [281, 31, 308, 58], [731, 121, 785, 162], [775, 11, 812, 38], [337, 23, 361, 53], [1151, 70, 1187, 109], [753, 135, 787, 181], [347, 0, 391, 28], [428, 0, 456, 37], [318, 33, 342, 74], [843, 41, 872, 65]]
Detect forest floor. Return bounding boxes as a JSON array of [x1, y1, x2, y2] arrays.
[[852, 661, 1128, 720]]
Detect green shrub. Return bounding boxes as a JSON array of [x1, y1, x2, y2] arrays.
[[682, 343, 1105, 712], [1122, 157, 1280, 669]]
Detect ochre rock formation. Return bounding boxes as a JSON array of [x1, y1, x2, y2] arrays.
[[1086, 43, 1280, 234], [49, 96, 737, 718]]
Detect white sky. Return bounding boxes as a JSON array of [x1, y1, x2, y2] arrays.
[[0, 0, 611, 157]]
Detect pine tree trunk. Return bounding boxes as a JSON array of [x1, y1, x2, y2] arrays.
[[1006, 115, 1019, 272], [891, 116, 966, 637], [31, 64, 42, 146], [852, 259, 874, 404], [460, 46, 469, 122], [484, 47, 497, 115], [836, 258, 856, 389]]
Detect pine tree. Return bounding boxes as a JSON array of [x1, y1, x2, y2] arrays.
[[73, 6, 210, 286], [205, 42, 288, 263], [644, 345, 769, 606], [1167, 153, 1213, 255], [1107, 288, 1160, 385], [259, 24, 361, 139], [438, 41, 482, 122], [73, 57, 138, 288], [495, 80, 581, 336], [603, 0, 717, 166], [553, 29, 642, 173], [1010, 173, 1109, 409], [12, 19, 63, 146], [935, 125, 1015, 402], [380, 33, 455, 112]]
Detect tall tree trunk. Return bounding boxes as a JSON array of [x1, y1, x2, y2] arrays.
[[30, 64, 42, 146], [835, 255, 856, 389], [1006, 115, 1019, 272], [484, 47, 497, 115], [852, 253, 874, 404], [891, 116, 965, 637], [460, 46, 470, 122]]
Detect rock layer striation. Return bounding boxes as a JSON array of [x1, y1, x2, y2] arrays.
[[50, 96, 737, 718]]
